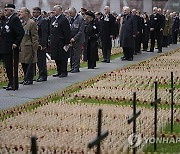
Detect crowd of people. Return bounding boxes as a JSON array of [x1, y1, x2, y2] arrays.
[[0, 3, 179, 91]]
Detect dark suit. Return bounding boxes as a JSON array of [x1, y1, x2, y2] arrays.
[[120, 13, 137, 60], [70, 14, 85, 71], [34, 16, 49, 80], [50, 14, 71, 76], [142, 20, 150, 51], [134, 15, 143, 54], [149, 13, 163, 52], [0, 13, 24, 89], [99, 13, 116, 62], [84, 20, 99, 69], [0, 16, 6, 61], [172, 16, 179, 44]]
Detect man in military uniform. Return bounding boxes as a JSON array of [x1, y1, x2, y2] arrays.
[[0, 4, 24, 90], [32, 7, 49, 82]]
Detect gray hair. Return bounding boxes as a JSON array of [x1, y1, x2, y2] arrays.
[[69, 7, 76, 13], [53, 5, 63, 11]]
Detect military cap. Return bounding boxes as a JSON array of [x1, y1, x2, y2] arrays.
[[4, 4, 15, 9], [85, 10, 95, 19]]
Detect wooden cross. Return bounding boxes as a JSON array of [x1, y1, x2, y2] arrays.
[[31, 136, 37, 154], [169, 72, 175, 133], [151, 82, 161, 151], [88, 109, 109, 154], [128, 92, 141, 154]]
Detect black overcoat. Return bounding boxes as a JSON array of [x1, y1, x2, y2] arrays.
[[50, 14, 71, 60], [120, 14, 137, 48], [142, 20, 150, 42], [0, 13, 24, 54], [85, 20, 99, 62], [99, 14, 116, 41]]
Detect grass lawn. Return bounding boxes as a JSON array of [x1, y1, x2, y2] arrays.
[[144, 122, 180, 153]]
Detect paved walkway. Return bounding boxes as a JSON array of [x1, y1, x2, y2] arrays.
[[0, 43, 179, 110]]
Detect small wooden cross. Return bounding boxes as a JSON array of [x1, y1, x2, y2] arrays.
[[128, 92, 141, 154], [169, 72, 175, 133], [151, 82, 161, 151], [31, 136, 37, 154], [88, 109, 109, 154]]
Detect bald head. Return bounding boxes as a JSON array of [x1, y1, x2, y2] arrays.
[[104, 6, 110, 14]]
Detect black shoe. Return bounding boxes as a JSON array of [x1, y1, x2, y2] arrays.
[[3, 85, 9, 89], [23, 81, 33, 85], [36, 77, 47, 82], [142, 49, 147, 51], [121, 57, 128, 61], [88, 67, 95, 69], [52, 73, 60, 77], [101, 59, 107, 62], [128, 57, 133, 61], [157, 50, 162, 53], [106, 60, 110, 63], [6, 85, 18, 91], [59, 74, 67, 78], [147, 50, 154, 52], [155, 47, 158, 49], [70, 69, 80, 73]]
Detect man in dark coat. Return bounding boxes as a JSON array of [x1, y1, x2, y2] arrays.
[[99, 6, 116, 63], [132, 9, 143, 54], [32, 7, 49, 82], [0, 10, 6, 61], [120, 6, 137, 61], [0, 4, 24, 90], [50, 5, 71, 78], [84, 11, 99, 69], [172, 12, 179, 44], [148, 7, 164, 53]]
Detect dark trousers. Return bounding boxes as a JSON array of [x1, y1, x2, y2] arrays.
[[168, 35, 173, 45], [88, 60, 96, 69], [70, 43, 82, 71], [55, 59, 68, 75], [37, 49, 47, 78], [123, 47, 134, 59], [134, 33, 141, 53], [162, 36, 168, 47], [150, 31, 162, 51], [102, 37, 112, 61], [2, 50, 19, 89], [142, 40, 148, 50], [172, 30, 178, 44], [21, 63, 35, 82]]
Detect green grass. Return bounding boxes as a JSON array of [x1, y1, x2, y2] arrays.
[[163, 122, 180, 134], [68, 97, 180, 109], [144, 142, 180, 153], [144, 122, 180, 153]]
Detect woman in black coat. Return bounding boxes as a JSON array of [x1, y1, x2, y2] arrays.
[[84, 11, 99, 69], [142, 13, 150, 51]]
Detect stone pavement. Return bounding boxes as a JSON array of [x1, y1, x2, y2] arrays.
[[0, 43, 179, 110]]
